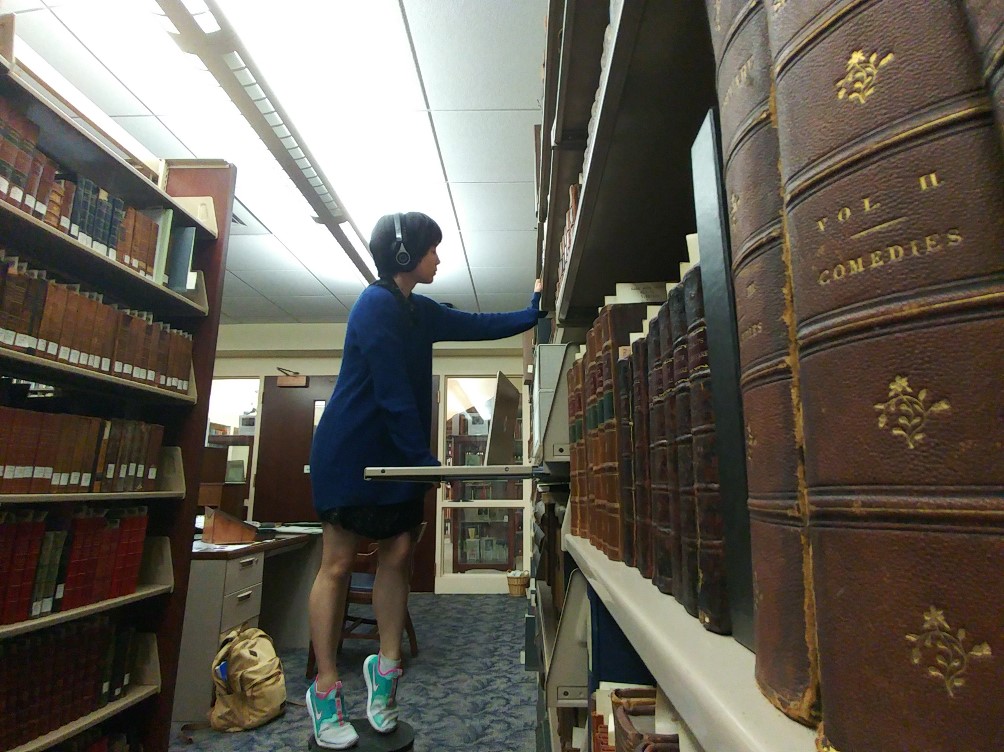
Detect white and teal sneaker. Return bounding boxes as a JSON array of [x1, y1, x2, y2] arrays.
[[363, 654, 402, 733], [306, 680, 358, 749]]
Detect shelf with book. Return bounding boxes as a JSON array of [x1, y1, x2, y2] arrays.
[[541, 0, 715, 325], [0, 535, 174, 639], [0, 348, 197, 404], [537, 0, 605, 312], [0, 445, 185, 504], [0, 68, 214, 240], [564, 533, 815, 752], [0, 28, 236, 752], [8, 632, 161, 752], [0, 200, 209, 319]]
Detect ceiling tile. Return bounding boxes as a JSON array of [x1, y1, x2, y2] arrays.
[[433, 110, 540, 183], [226, 235, 307, 272], [233, 269, 330, 298], [471, 266, 536, 295], [451, 182, 537, 232], [111, 115, 193, 159], [336, 295, 361, 312], [404, 0, 547, 110], [6, 2, 46, 11], [230, 200, 271, 236], [275, 296, 350, 323], [221, 296, 296, 323], [14, 9, 149, 117], [222, 272, 258, 299], [464, 230, 537, 266]]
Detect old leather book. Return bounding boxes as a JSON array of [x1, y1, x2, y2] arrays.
[[602, 302, 650, 560], [685, 267, 731, 635], [961, 1, 1004, 149], [647, 307, 672, 594], [765, 0, 1004, 749], [584, 327, 602, 549], [616, 348, 637, 567], [567, 358, 585, 537], [657, 299, 681, 600], [631, 335, 653, 578], [706, 0, 820, 724], [669, 284, 696, 618]]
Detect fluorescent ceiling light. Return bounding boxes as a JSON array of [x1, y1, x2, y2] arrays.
[[214, 0, 464, 276]]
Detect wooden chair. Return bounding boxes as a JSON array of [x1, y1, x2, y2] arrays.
[[305, 524, 424, 679]]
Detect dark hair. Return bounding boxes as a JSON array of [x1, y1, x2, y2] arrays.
[[369, 212, 443, 279]]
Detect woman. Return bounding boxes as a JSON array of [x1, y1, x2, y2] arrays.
[[306, 211, 544, 749]]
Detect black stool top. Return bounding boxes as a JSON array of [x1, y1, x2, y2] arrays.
[[307, 719, 414, 752]]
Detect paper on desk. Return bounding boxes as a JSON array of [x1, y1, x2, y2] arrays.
[[273, 525, 324, 534], [192, 540, 256, 552]]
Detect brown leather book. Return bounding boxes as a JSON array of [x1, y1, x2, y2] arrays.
[[568, 357, 585, 537], [685, 267, 730, 635], [142, 423, 165, 492], [57, 287, 82, 365], [961, 2, 1004, 149], [657, 299, 681, 602], [707, 0, 819, 722], [647, 307, 672, 594], [602, 302, 650, 560], [32, 156, 57, 220], [765, 1, 1004, 749], [28, 412, 60, 494], [35, 281, 64, 362], [630, 335, 652, 578], [585, 326, 604, 551], [616, 348, 637, 567], [669, 283, 696, 617]]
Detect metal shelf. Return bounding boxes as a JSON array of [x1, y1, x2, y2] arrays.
[[542, 0, 716, 325], [565, 534, 816, 752]]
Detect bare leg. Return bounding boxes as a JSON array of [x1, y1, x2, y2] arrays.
[[372, 529, 415, 661], [309, 522, 359, 690]]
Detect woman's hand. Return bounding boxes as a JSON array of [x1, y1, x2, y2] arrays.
[[534, 278, 543, 293]]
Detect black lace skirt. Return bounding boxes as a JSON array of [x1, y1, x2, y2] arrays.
[[319, 498, 424, 540]]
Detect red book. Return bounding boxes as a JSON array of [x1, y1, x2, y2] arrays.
[[1, 510, 46, 624], [88, 517, 120, 603]]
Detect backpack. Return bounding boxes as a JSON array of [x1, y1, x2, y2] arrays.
[[209, 625, 287, 731]]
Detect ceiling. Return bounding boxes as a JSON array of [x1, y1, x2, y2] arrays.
[[5, 0, 547, 324]]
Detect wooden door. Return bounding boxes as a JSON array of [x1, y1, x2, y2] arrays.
[[254, 375, 337, 522]]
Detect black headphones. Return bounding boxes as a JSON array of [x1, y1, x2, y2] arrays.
[[392, 213, 411, 268]]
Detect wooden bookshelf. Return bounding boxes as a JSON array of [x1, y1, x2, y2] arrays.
[[564, 534, 815, 752], [539, 0, 716, 325], [0, 346, 198, 404], [0, 446, 185, 503], [0, 40, 235, 752], [0, 536, 174, 639], [8, 633, 161, 752], [0, 200, 209, 319], [0, 68, 215, 239]]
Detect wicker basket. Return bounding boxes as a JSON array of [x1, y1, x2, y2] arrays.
[[507, 573, 530, 596]]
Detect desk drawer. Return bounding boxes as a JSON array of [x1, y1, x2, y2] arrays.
[[220, 583, 262, 633], [224, 552, 264, 595]]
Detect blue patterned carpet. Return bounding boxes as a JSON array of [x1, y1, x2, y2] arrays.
[[170, 593, 537, 752]]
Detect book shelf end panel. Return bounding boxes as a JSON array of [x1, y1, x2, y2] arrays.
[[141, 536, 175, 592], [156, 446, 186, 498]]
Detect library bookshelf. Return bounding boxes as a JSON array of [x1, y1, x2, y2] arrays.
[[0, 48, 235, 752]]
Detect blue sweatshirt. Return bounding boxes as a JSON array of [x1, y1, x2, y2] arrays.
[[310, 283, 543, 514]]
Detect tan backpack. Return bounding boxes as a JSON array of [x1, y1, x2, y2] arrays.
[[209, 625, 287, 731]]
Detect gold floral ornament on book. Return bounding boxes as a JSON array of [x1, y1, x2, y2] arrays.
[[874, 375, 950, 449], [836, 50, 894, 104], [905, 607, 992, 697]]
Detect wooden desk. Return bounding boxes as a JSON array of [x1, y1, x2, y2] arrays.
[[172, 532, 321, 723]]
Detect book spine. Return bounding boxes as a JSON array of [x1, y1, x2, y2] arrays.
[[584, 327, 600, 548], [669, 281, 697, 617], [764, 1, 1004, 749], [630, 336, 652, 578], [568, 360, 583, 536], [684, 268, 731, 634], [615, 348, 636, 567], [647, 308, 672, 594], [707, 0, 820, 723]]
